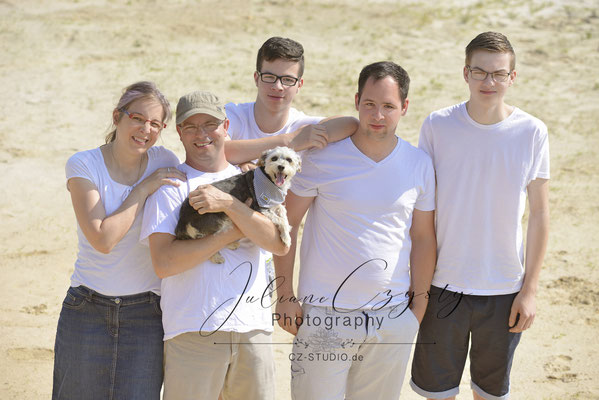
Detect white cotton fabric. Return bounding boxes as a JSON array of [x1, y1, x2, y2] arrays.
[[419, 102, 550, 295], [225, 102, 323, 140], [65, 146, 180, 296], [291, 137, 436, 309], [140, 163, 273, 340]]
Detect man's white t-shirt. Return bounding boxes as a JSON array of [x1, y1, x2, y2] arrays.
[[291, 137, 436, 309], [419, 102, 550, 295], [225, 102, 323, 140], [140, 163, 273, 340], [65, 146, 179, 296]]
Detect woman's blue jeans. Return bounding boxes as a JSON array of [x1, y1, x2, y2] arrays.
[[52, 286, 164, 400]]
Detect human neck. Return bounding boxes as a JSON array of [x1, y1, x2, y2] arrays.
[[465, 100, 513, 125], [351, 129, 398, 163], [185, 154, 229, 173], [104, 141, 146, 185], [253, 99, 290, 134]]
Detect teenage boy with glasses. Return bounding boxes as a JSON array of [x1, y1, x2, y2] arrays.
[[224, 36, 357, 165], [410, 31, 550, 400]]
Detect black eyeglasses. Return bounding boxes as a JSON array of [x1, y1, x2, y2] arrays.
[[257, 72, 300, 86], [466, 66, 513, 83]]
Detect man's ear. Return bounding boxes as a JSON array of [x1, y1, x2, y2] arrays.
[[254, 71, 260, 88], [354, 93, 360, 111], [401, 99, 409, 116], [463, 66, 470, 83]]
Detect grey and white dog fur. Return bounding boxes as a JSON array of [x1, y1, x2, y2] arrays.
[[174, 146, 301, 264]]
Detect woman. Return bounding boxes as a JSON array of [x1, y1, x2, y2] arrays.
[[53, 81, 186, 399]]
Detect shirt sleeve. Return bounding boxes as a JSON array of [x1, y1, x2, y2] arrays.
[[417, 115, 434, 162], [289, 151, 320, 198], [528, 123, 550, 183], [140, 185, 184, 245], [415, 153, 436, 212], [225, 102, 243, 140], [65, 151, 96, 189]]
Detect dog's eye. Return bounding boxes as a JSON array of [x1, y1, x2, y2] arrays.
[[286, 158, 292, 163], [271, 156, 278, 161]]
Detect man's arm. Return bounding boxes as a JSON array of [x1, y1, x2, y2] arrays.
[[149, 228, 243, 279], [188, 185, 289, 256], [224, 116, 358, 164], [509, 177, 549, 332], [273, 191, 315, 335], [409, 209, 437, 323]]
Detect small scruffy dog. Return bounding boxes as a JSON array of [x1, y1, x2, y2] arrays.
[[175, 146, 301, 264]]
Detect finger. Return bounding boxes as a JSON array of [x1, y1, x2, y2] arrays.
[[161, 179, 181, 187], [509, 314, 525, 333], [168, 169, 187, 180], [508, 306, 518, 328]]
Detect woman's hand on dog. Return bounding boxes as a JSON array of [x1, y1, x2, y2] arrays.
[[138, 167, 187, 197], [189, 185, 235, 214]]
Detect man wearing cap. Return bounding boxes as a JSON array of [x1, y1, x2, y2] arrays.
[[140, 91, 288, 400]]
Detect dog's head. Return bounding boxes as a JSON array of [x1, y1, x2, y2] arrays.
[[257, 146, 301, 191]]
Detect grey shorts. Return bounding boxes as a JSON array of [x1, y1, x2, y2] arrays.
[[410, 285, 521, 400]]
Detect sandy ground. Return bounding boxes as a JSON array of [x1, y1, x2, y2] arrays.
[[1, 0, 598, 398]]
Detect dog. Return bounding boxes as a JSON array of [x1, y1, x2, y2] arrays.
[[175, 146, 301, 264]]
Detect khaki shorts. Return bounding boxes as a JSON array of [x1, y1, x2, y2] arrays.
[[163, 330, 274, 400]]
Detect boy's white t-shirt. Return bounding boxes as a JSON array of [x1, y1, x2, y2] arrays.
[[140, 163, 273, 340], [419, 102, 550, 295], [291, 137, 436, 309], [65, 146, 179, 296], [225, 102, 323, 140]]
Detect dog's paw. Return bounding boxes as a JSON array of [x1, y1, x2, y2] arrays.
[[210, 252, 225, 264], [227, 241, 240, 250]]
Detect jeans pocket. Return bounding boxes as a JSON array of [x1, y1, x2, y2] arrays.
[[62, 287, 87, 310], [153, 299, 163, 317]]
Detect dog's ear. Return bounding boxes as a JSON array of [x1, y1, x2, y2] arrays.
[[295, 155, 302, 173], [257, 150, 267, 167]]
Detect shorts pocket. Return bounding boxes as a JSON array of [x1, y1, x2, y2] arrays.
[[62, 287, 87, 310], [407, 308, 420, 329]]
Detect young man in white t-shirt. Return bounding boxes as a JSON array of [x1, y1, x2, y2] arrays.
[[224, 36, 357, 165], [410, 32, 550, 400], [140, 91, 289, 400], [274, 61, 437, 400]]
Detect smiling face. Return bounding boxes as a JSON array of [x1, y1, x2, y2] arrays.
[[254, 59, 303, 115], [113, 98, 164, 154], [354, 76, 408, 143], [464, 50, 515, 107], [177, 113, 229, 171]]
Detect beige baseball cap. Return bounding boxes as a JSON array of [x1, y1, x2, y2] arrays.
[[175, 91, 226, 125]]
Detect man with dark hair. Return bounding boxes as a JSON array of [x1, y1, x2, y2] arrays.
[[274, 61, 437, 399], [224, 36, 357, 165], [410, 31, 549, 400]]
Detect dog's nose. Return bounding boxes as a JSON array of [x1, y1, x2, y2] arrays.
[[277, 165, 284, 171]]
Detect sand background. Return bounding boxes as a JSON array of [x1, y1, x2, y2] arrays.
[[1, 0, 598, 398]]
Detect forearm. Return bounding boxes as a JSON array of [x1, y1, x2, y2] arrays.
[[273, 224, 300, 297], [319, 116, 358, 143], [150, 230, 242, 278], [409, 235, 437, 309], [90, 186, 149, 253], [522, 210, 549, 294], [224, 136, 290, 164], [224, 199, 288, 255]]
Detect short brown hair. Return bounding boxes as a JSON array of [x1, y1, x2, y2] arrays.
[[357, 61, 410, 104], [256, 37, 305, 77], [465, 32, 516, 70]]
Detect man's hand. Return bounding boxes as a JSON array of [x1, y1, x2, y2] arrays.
[[238, 162, 257, 173], [288, 124, 328, 151], [508, 289, 536, 333], [189, 185, 234, 214], [275, 298, 303, 336]]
